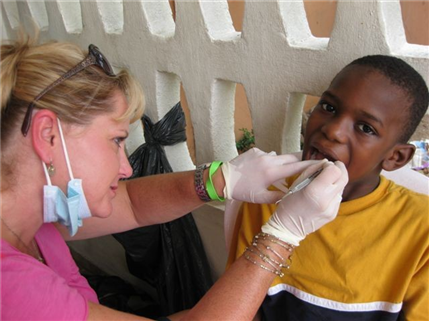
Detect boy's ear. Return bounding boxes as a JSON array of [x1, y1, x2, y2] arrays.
[[381, 143, 415, 171], [30, 110, 59, 163]]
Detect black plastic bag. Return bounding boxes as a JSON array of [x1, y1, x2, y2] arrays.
[[85, 275, 162, 318], [113, 102, 213, 317]]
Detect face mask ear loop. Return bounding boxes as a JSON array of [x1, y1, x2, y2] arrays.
[[42, 162, 53, 186], [57, 118, 75, 180]]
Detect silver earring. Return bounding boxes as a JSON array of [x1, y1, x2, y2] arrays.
[[47, 162, 55, 177]]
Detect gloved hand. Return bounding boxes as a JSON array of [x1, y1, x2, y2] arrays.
[[262, 161, 348, 246], [221, 148, 319, 204]]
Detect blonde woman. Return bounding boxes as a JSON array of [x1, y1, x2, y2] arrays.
[[0, 34, 348, 321]]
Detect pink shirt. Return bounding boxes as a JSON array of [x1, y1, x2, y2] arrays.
[[1, 223, 98, 320]]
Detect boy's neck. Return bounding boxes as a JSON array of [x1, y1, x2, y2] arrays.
[[341, 175, 381, 202]]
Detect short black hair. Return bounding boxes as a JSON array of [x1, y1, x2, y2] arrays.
[[347, 55, 428, 143]]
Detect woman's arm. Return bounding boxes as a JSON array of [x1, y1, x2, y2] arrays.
[[183, 250, 289, 320], [63, 149, 314, 240], [61, 169, 222, 240]]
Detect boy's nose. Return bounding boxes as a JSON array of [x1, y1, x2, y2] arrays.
[[321, 117, 349, 144]]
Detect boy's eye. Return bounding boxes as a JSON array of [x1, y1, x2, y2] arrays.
[[357, 123, 376, 135], [320, 102, 336, 113]]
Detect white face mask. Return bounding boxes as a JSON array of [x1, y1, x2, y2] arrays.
[[42, 118, 91, 236]]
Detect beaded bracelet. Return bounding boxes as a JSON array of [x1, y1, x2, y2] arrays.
[[244, 232, 296, 277], [194, 163, 211, 202], [255, 232, 295, 252], [205, 161, 225, 202], [246, 246, 283, 273], [245, 250, 285, 278], [252, 242, 284, 267], [254, 232, 294, 268]]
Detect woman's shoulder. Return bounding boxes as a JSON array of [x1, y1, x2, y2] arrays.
[[1, 234, 91, 320]]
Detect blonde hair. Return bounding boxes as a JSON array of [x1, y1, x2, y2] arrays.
[[1, 32, 145, 146]]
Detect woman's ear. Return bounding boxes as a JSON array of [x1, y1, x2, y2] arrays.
[[382, 143, 415, 171], [30, 110, 59, 164]]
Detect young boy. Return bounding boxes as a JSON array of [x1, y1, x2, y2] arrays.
[[227, 55, 429, 321]]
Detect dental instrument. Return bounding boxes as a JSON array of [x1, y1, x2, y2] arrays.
[[276, 168, 324, 204]]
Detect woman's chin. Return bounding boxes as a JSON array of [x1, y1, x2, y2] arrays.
[[90, 204, 113, 219]]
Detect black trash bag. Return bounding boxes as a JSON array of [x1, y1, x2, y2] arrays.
[[85, 275, 162, 318], [113, 102, 213, 317]]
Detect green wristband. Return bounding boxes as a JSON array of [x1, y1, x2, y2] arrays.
[[206, 161, 225, 202]]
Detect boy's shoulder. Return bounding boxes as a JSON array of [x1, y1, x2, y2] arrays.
[[378, 176, 428, 227], [381, 167, 429, 196], [383, 175, 429, 201]]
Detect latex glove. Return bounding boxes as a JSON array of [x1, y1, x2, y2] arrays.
[[221, 148, 319, 204], [262, 161, 348, 245]]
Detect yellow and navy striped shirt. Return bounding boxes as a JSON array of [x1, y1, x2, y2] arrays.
[[227, 176, 429, 321]]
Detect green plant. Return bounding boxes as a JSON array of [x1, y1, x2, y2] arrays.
[[236, 128, 255, 153]]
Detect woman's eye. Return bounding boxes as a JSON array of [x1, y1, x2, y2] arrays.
[[114, 137, 125, 147], [358, 124, 376, 135], [320, 102, 336, 113]]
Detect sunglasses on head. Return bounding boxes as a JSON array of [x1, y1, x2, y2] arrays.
[[21, 44, 116, 136]]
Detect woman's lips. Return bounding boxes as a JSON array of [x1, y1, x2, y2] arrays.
[[110, 186, 118, 196]]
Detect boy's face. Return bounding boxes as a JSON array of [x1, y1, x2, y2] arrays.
[[302, 65, 411, 200]]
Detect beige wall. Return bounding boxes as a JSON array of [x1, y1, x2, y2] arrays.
[[177, 1, 429, 163]]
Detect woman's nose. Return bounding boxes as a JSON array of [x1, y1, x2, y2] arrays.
[[119, 149, 133, 179]]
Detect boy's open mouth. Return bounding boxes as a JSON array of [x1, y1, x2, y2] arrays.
[[310, 147, 338, 162]]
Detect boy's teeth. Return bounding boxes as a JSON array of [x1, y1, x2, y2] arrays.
[[311, 149, 326, 161]]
